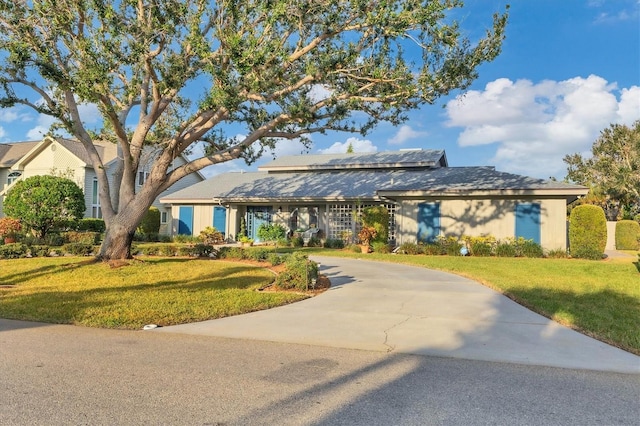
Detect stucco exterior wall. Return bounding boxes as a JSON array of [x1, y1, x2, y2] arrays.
[[396, 197, 569, 251]]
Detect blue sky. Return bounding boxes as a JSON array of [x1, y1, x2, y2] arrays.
[[1, 0, 638, 180]]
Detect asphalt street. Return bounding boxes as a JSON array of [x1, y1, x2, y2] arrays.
[[1, 319, 639, 426]]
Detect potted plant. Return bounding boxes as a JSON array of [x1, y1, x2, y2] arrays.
[[0, 217, 22, 244], [357, 226, 377, 253], [238, 235, 254, 247]]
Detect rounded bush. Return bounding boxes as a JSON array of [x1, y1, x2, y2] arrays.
[[615, 220, 640, 250], [569, 205, 607, 260], [139, 207, 161, 235]]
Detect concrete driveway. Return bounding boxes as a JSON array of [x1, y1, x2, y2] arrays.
[[158, 256, 640, 374]]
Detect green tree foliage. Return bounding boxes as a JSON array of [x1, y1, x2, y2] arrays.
[[0, 1, 508, 260], [568, 205, 607, 260], [257, 223, 287, 242], [565, 120, 640, 220], [4, 175, 86, 239], [615, 220, 640, 250]]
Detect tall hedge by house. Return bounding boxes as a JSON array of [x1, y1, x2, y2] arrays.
[[361, 206, 389, 243], [615, 220, 640, 250], [139, 207, 161, 235], [569, 204, 607, 260]]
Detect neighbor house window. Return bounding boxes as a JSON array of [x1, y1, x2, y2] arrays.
[[161, 211, 168, 224], [7, 171, 21, 186], [92, 178, 102, 218], [138, 171, 149, 185]]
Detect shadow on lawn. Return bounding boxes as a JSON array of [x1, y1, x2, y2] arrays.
[[505, 287, 640, 355], [0, 258, 280, 328]]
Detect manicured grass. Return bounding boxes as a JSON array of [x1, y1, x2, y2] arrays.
[[0, 257, 307, 329], [309, 249, 640, 355]]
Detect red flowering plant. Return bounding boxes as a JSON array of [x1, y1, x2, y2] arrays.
[[0, 217, 22, 239]]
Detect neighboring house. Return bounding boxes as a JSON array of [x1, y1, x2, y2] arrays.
[[160, 149, 588, 251], [0, 136, 204, 235]]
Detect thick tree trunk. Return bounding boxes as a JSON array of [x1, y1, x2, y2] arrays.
[[98, 222, 136, 260]]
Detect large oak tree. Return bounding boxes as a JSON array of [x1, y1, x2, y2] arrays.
[[564, 120, 640, 220], [0, 0, 508, 260]]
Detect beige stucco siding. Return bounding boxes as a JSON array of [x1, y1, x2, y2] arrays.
[[396, 197, 568, 251]]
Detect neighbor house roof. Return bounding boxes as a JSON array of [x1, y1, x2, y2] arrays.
[[162, 165, 588, 204], [0, 141, 39, 167]]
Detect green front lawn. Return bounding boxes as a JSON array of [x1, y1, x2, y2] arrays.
[[310, 249, 640, 355], [1, 249, 638, 356], [0, 257, 307, 329]]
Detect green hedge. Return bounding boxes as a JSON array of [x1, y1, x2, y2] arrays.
[[615, 220, 640, 250], [569, 205, 607, 260]]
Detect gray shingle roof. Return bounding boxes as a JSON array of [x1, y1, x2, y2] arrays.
[[0, 141, 39, 167], [259, 149, 447, 172], [162, 166, 587, 202]]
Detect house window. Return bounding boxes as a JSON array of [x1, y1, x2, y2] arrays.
[[161, 211, 168, 224], [7, 171, 21, 186], [138, 171, 149, 186], [91, 178, 102, 219]]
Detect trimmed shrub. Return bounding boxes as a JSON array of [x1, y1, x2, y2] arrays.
[[46, 233, 65, 246], [139, 207, 161, 235], [246, 248, 271, 262], [615, 220, 640, 250], [267, 253, 285, 266], [307, 236, 322, 247], [63, 243, 95, 256], [371, 241, 391, 253], [192, 244, 216, 257], [569, 205, 607, 260], [218, 246, 246, 259], [398, 242, 423, 255], [0, 243, 29, 259], [29, 245, 51, 257], [65, 231, 101, 245], [291, 236, 304, 247], [173, 234, 199, 243], [275, 253, 318, 291], [323, 238, 345, 249], [199, 226, 224, 245], [76, 218, 106, 233]]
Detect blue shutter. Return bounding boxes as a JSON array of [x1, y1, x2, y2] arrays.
[[515, 203, 541, 244], [213, 206, 227, 237], [417, 203, 441, 243], [178, 206, 194, 235]]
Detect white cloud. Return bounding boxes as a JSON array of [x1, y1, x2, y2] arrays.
[[26, 114, 57, 140], [317, 137, 379, 154], [265, 138, 310, 158], [446, 75, 640, 178], [0, 126, 6, 139], [307, 84, 333, 103], [388, 125, 428, 145]]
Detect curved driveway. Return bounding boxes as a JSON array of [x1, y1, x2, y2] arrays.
[[159, 256, 640, 374]]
